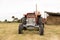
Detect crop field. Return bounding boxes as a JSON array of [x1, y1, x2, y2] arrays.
[[0, 23, 60, 40]]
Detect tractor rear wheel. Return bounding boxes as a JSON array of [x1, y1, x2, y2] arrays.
[[18, 24, 23, 34], [21, 17, 26, 25], [38, 17, 44, 35]]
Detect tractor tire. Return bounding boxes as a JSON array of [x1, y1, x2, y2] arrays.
[[21, 17, 26, 25], [38, 17, 44, 35], [39, 24, 44, 35], [18, 24, 23, 34]]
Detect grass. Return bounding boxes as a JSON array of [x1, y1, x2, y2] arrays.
[[0, 23, 60, 40]]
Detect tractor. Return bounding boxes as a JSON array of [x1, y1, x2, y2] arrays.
[[18, 11, 45, 35]]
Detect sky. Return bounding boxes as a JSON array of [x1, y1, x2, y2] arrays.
[[0, 0, 60, 21]]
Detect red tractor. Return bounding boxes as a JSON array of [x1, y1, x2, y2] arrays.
[[18, 11, 45, 35]]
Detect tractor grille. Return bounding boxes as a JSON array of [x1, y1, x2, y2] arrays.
[[26, 18, 35, 26]]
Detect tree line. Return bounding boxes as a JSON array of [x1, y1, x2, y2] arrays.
[[0, 16, 22, 23]]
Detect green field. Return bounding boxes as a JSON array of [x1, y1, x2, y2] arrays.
[[0, 23, 60, 40]]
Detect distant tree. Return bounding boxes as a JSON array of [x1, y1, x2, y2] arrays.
[[12, 16, 15, 22], [17, 19, 21, 23], [12, 16, 15, 19], [14, 18, 18, 21], [4, 19, 7, 22], [12, 16, 19, 22]]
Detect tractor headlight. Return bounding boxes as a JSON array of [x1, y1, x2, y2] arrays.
[[26, 19, 28, 22]]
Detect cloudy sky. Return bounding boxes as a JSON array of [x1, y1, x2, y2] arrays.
[[0, 0, 60, 21]]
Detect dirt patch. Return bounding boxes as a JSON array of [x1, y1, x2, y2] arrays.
[[50, 34, 59, 40]]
